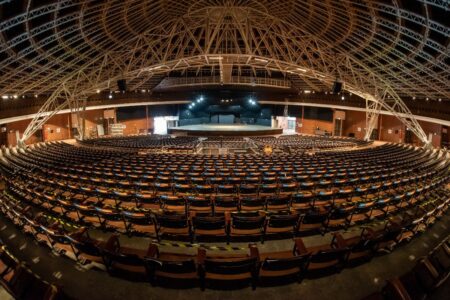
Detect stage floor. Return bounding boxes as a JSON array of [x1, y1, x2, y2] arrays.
[[168, 124, 283, 136]]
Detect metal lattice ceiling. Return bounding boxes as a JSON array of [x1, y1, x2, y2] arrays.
[[0, 0, 448, 144]]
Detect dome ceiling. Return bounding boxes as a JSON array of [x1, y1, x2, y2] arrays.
[[0, 0, 448, 145]]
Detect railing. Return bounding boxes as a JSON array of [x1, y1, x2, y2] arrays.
[[158, 76, 291, 89]]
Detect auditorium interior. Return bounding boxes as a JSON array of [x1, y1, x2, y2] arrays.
[[0, 1, 449, 300]]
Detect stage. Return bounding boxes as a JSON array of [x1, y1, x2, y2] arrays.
[[167, 124, 283, 136]]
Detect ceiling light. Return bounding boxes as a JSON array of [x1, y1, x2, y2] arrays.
[[341, 96, 345, 100], [426, 97, 429, 101], [96, 89, 100, 93], [1, 95, 8, 100], [438, 98, 442, 102], [13, 95, 18, 99], [304, 90, 311, 94], [108, 94, 113, 99]]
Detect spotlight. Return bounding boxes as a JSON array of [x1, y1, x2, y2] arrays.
[[341, 96, 345, 100], [108, 94, 113, 99]]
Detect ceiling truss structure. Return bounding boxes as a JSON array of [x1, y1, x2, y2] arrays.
[[0, 1, 447, 146]]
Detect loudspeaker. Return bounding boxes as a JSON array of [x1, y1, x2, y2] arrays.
[[117, 79, 127, 91], [332, 81, 342, 94]]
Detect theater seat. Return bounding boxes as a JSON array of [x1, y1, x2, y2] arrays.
[[198, 246, 259, 290]]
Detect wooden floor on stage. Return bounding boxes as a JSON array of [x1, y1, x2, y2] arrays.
[[167, 124, 283, 136]]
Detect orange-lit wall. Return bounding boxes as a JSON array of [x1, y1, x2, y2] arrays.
[[296, 119, 334, 135], [342, 110, 366, 140]]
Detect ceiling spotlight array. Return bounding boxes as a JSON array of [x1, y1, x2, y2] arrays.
[[188, 96, 205, 109]]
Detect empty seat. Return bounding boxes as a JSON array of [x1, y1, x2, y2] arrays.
[[198, 246, 259, 290]]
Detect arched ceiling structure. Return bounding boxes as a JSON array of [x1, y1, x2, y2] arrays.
[[0, 0, 448, 144]]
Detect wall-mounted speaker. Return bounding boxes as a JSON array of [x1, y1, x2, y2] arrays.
[[332, 81, 342, 94], [117, 79, 127, 91]]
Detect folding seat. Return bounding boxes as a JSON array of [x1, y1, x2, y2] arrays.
[[191, 177, 206, 186], [334, 188, 353, 205], [372, 196, 391, 218], [173, 176, 189, 184], [112, 190, 134, 208], [156, 175, 171, 183], [135, 192, 159, 209], [186, 195, 212, 213], [1, 265, 60, 300], [331, 231, 378, 266], [371, 222, 404, 252], [312, 190, 335, 208], [291, 192, 314, 212], [350, 200, 376, 224], [297, 208, 328, 235], [154, 182, 172, 195], [208, 176, 223, 186], [191, 213, 228, 242], [428, 245, 450, 279], [154, 213, 191, 241], [317, 179, 332, 191], [74, 203, 100, 226], [326, 204, 354, 230], [214, 196, 239, 213], [217, 184, 235, 196], [298, 181, 315, 192], [173, 183, 192, 195], [101, 234, 147, 279], [239, 184, 259, 197], [259, 183, 278, 197], [244, 176, 260, 184], [279, 182, 297, 195], [265, 194, 291, 211], [365, 184, 381, 200], [229, 212, 266, 243], [279, 175, 294, 184], [94, 207, 126, 232], [259, 252, 310, 284], [384, 259, 442, 300], [265, 212, 300, 237], [121, 210, 156, 236], [65, 228, 105, 265], [195, 184, 214, 197], [197, 246, 259, 290], [159, 195, 186, 213], [262, 176, 277, 184], [352, 187, 369, 202], [0, 247, 18, 281], [294, 238, 349, 276], [240, 195, 266, 211], [143, 244, 198, 287]]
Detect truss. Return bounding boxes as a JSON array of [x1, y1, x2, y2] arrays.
[[0, 1, 447, 145]]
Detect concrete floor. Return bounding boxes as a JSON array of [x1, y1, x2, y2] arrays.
[[0, 210, 448, 300]]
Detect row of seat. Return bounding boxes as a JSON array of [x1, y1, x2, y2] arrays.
[[364, 235, 450, 300], [1, 188, 447, 291], [0, 242, 61, 300], [4, 176, 449, 244]]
